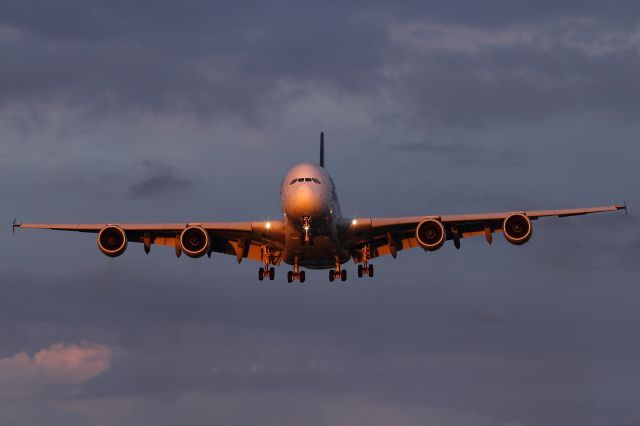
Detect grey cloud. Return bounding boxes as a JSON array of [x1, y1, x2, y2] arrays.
[[127, 161, 195, 198], [1, 2, 639, 128]]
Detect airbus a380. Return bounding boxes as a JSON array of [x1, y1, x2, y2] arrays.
[[14, 133, 626, 283]]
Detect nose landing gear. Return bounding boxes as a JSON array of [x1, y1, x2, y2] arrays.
[[301, 216, 313, 245]]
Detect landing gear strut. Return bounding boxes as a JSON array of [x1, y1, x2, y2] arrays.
[[301, 216, 313, 245], [329, 258, 347, 282], [357, 245, 374, 278], [287, 258, 305, 283]]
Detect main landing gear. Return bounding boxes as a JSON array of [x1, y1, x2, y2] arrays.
[[329, 258, 347, 282], [258, 245, 276, 281], [287, 258, 305, 283], [357, 264, 374, 278], [357, 245, 374, 278], [258, 266, 275, 281]]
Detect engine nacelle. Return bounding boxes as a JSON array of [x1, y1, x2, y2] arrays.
[[97, 225, 128, 257], [503, 213, 532, 245], [416, 219, 446, 251], [180, 226, 210, 258]]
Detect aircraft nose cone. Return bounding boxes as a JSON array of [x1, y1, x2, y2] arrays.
[[286, 184, 328, 218]]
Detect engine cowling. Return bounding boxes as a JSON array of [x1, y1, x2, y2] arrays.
[[503, 213, 532, 245], [97, 226, 128, 257], [416, 219, 446, 251], [180, 226, 210, 258]]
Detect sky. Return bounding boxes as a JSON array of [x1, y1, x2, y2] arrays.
[[0, 1, 639, 425]]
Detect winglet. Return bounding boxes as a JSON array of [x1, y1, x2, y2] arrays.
[[320, 131, 325, 168], [12, 218, 20, 235], [616, 201, 628, 216]]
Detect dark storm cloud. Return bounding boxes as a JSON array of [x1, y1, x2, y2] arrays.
[[1, 1, 639, 127]]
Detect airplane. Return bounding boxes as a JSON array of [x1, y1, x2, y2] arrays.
[[13, 132, 627, 283]]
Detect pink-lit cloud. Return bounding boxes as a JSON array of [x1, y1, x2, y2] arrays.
[[0, 341, 112, 386]]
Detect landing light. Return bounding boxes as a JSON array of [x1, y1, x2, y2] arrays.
[[303, 225, 310, 231], [265, 221, 272, 230], [352, 219, 358, 226]]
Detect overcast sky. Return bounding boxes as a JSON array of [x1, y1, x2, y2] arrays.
[[0, 1, 639, 425]]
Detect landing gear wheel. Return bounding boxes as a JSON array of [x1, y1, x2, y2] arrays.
[[269, 267, 275, 280], [258, 267, 264, 281], [357, 265, 363, 278], [299, 271, 306, 283], [287, 271, 293, 283], [368, 264, 374, 277], [329, 270, 335, 282], [341, 269, 347, 282]]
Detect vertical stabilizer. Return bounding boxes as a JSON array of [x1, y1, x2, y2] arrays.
[[320, 132, 325, 168]]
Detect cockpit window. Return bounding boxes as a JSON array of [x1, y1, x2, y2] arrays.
[[290, 179, 297, 185], [305, 178, 312, 182], [297, 178, 304, 182], [312, 178, 320, 184]]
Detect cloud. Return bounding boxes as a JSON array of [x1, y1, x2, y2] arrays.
[[1, 2, 638, 129], [127, 160, 195, 198], [0, 341, 112, 388]]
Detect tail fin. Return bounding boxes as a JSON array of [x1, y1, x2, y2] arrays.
[[320, 131, 325, 168]]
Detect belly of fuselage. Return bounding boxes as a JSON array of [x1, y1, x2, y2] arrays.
[[282, 225, 350, 269]]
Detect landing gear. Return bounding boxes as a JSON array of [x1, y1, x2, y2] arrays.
[[259, 266, 276, 281], [329, 258, 347, 282], [358, 264, 374, 278], [357, 246, 374, 278], [301, 216, 313, 245], [287, 258, 305, 283], [259, 246, 276, 281]]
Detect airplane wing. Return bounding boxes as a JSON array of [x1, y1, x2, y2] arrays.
[[13, 220, 285, 264], [338, 204, 627, 262]]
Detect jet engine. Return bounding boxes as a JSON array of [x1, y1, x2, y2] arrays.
[[97, 225, 128, 257], [180, 226, 210, 258], [503, 213, 532, 245], [416, 219, 446, 251]]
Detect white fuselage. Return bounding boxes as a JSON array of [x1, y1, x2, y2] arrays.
[[280, 163, 350, 268]]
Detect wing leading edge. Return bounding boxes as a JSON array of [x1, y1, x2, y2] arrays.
[[339, 204, 626, 262], [14, 221, 285, 264]]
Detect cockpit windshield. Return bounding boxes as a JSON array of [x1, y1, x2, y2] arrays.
[[290, 178, 321, 184]]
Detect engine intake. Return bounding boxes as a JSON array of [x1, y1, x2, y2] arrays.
[[503, 213, 532, 245], [97, 226, 128, 257], [180, 226, 210, 258], [416, 219, 446, 251]]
